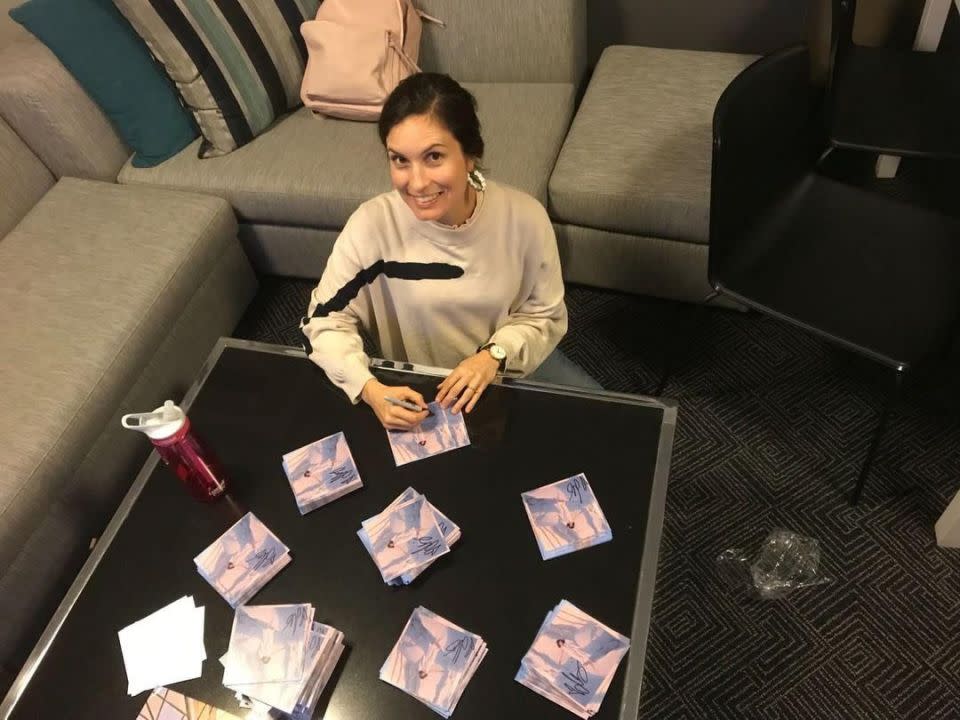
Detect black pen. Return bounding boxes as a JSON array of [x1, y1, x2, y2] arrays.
[[384, 396, 433, 415]]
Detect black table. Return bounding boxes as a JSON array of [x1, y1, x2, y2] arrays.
[[1, 339, 676, 720]]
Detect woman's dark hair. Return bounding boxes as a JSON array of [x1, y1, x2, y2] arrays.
[[378, 73, 484, 160]]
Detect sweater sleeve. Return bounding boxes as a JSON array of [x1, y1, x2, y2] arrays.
[[488, 203, 568, 375], [300, 217, 376, 403]]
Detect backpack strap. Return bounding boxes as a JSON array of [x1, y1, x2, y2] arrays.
[[388, 31, 421, 73], [416, 9, 445, 27]]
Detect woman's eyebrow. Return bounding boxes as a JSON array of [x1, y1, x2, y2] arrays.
[[386, 143, 447, 157]]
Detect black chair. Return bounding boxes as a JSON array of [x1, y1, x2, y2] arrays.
[[828, 0, 960, 158], [706, 45, 960, 504]]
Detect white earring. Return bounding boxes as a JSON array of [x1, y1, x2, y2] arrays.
[[467, 168, 486, 192]]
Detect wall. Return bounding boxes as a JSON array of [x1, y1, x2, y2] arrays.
[[587, 0, 808, 62], [587, 0, 942, 74], [2, 0, 806, 57], [1, 1, 951, 66]]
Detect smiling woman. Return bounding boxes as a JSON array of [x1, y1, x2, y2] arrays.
[[300, 73, 597, 430], [379, 74, 484, 228]]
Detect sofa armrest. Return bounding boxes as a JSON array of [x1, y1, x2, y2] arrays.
[[417, 0, 586, 85], [0, 36, 129, 182]]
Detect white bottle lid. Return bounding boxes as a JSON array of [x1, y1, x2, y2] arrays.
[[121, 400, 186, 440]]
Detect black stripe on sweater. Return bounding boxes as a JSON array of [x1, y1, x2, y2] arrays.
[[147, 0, 253, 147], [213, 0, 287, 118], [274, 0, 309, 65], [299, 318, 313, 355], [310, 261, 464, 319]]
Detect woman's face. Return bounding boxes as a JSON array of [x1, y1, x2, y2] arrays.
[[385, 113, 475, 226]]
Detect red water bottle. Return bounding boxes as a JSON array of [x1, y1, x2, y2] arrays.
[[122, 401, 228, 502]]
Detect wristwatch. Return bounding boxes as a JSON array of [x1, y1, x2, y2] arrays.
[[481, 342, 507, 371]]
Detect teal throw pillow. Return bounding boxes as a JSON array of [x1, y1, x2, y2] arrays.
[[10, 0, 198, 168]]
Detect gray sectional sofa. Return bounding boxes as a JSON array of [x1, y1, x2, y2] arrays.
[[0, 0, 758, 689]]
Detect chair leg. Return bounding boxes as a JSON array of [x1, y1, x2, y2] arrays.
[[849, 369, 904, 505], [654, 291, 720, 396]]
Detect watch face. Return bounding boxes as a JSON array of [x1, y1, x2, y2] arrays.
[[489, 344, 507, 361]]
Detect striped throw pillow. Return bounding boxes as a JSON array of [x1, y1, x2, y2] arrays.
[[113, 0, 320, 157]]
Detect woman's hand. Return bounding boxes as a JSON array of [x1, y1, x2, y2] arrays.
[[436, 352, 499, 414], [361, 379, 429, 430]]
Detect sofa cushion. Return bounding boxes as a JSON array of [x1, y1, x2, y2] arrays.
[[118, 82, 577, 228], [10, 0, 198, 168], [0, 116, 53, 238], [549, 46, 757, 244], [0, 178, 237, 580], [114, 0, 319, 158], [0, 36, 130, 181]]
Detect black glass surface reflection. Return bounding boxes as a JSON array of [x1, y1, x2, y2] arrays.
[[9, 346, 666, 719]]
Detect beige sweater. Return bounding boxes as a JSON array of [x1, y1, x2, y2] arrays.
[[301, 181, 568, 402]]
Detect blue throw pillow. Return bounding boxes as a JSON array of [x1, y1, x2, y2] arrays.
[[10, 0, 198, 168]]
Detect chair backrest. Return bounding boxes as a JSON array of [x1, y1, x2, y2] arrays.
[[709, 46, 825, 287], [827, 0, 857, 92]]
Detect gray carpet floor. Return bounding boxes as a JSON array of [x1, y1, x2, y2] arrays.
[[234, 278, 960, 719]]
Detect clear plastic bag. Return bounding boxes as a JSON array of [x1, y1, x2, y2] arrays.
[[717, 529, 833, 599]]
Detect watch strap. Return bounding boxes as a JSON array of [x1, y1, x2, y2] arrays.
[[479, 342, 507, 371]]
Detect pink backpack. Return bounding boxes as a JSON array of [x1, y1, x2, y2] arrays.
[[300, 0, 443, 121]]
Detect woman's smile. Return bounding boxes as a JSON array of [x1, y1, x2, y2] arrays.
[[408, 190, 444, 208]]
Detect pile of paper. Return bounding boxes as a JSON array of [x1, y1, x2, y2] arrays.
[[194, 512, 291, 607], [521, 473, 612, 560], [358, 487, 460, 585], [282, 431, 363, 514], [381, 606, 487, 717], [386, 402, 470, 466], [221, 604, 345, 718], [516, 600, 630, 718], [118, 596, 206, 696]]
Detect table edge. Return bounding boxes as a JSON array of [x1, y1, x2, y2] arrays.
[[1, 338, 678, 718]]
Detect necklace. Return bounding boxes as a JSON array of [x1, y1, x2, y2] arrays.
[[438, 187, 481, 229]]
